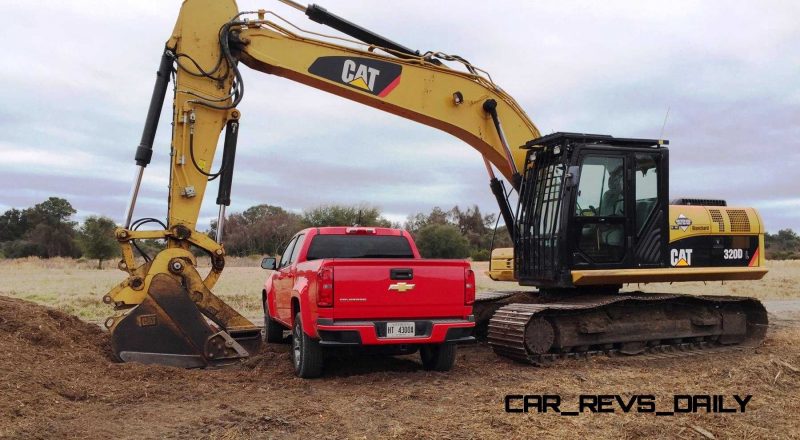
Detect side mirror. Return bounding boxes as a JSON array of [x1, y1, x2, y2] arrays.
[[566, 165, 581, 188], [261, 257, 277, 270]]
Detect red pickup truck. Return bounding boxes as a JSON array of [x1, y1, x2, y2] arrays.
[[260, 226, 475, 378]]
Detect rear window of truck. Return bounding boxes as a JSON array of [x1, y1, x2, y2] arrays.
[[306, 235, 414, 260]]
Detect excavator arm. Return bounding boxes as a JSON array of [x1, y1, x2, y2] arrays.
[[104, 0, 540, 366], [237, 19, 539, 178]]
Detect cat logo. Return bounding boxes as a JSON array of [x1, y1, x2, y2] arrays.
[[341, 59, 380, 91], [674, 214, 692, 232], [670, 248, 693, 267], [308, 56, 402, 97], [388, 282, 415, 292]]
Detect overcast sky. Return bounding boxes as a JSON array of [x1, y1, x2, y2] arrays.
[[0, 0, 797, 232]]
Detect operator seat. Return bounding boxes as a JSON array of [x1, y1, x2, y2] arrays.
[[599, 168, 623, 216], [599, 168, 624, 248]]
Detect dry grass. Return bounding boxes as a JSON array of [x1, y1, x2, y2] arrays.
[[635, 259, 800, 299], [0, 257, 270, 321], [0, 258, 798, 322]]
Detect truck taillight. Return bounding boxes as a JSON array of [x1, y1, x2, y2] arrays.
[[318, 268, 334, 307], [465, 269, 476, 305]]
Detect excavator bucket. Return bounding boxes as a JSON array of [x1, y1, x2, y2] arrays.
[[110, 274, 261, 368]]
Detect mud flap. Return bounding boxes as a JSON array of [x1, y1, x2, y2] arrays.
[[111, 274, 254, 368]]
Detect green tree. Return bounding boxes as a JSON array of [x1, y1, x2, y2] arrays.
[[406, 205, 506, 259], [492, 225, 513, 248], [302, 204, 391, 228], [0, 208, 28, 241], [212, 204, 305, 256], [414, 223, 470, 259], [24, 197, 77, 227], [2, 240, 43, 258], [1, 197, 81, 258], [26, 223, 81, 258], [404, 206, 451, 234], [450, 205, 495, 250], [79, 216, 119, 269], [765, 228, 800, 259]]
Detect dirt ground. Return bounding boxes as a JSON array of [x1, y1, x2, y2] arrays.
[[1, 296, 799, 439]]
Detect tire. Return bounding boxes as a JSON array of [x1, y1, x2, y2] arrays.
[[263, 299, 285, 344], [292, 312, 323, 378], [420, 343, 457, 371]]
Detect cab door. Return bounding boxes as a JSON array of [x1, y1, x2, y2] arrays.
[[570, 152, 629, 268], [630, 151, 668, 267], [273, 235, 300, 322]]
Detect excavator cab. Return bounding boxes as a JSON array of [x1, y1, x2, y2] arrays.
[[515, 132, 669, 289]]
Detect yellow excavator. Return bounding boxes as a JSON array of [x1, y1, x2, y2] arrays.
[[103, 0, 768, 367]]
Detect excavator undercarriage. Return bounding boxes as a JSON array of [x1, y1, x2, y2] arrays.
[[481, 292, 767, 365]]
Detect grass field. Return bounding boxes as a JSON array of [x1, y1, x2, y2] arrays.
[[0, 257, 798, 321]]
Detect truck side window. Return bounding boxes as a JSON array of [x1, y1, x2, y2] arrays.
[[278, 236, 298, 269], [288, 234, 305, 264]]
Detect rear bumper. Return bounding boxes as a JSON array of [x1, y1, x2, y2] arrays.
[[316, 317, 475, 346]]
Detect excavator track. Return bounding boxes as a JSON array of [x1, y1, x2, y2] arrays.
[[487, 293, 767, 365]]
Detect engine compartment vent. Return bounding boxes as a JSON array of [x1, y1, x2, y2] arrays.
[[709, 209, 726, 232], [671, 198, 727, 206], [726, 209, 751, 232]]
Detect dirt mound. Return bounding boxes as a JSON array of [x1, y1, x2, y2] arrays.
[[0, 296, 108, 351]]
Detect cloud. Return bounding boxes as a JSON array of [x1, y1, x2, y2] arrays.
[[0, 0, 797, 233]]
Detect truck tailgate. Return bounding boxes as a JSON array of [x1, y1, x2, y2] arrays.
[[330, 259, 468, 319]]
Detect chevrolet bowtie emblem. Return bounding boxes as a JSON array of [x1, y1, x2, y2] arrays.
[[388, 282, 415, 292]]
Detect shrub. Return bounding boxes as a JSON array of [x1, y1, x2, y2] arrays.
[[414, 224, 470, 259]]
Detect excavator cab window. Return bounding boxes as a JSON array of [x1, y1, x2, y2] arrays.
[[573, 154, 626, 264], [575, 156, 625, 217], [635, 153, 659, 234]]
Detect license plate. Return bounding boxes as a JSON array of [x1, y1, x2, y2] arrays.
[[386, 321, 415, 338]]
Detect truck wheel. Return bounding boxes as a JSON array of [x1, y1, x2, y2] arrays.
[[420, 343, 457, 371], [292, 312, 323, 378], [263, 301, 285, 344]]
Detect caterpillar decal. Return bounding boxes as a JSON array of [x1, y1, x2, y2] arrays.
[[670, 248, 693, 267], [308, 56, 402, 97], [668, 235, 759, 267]]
